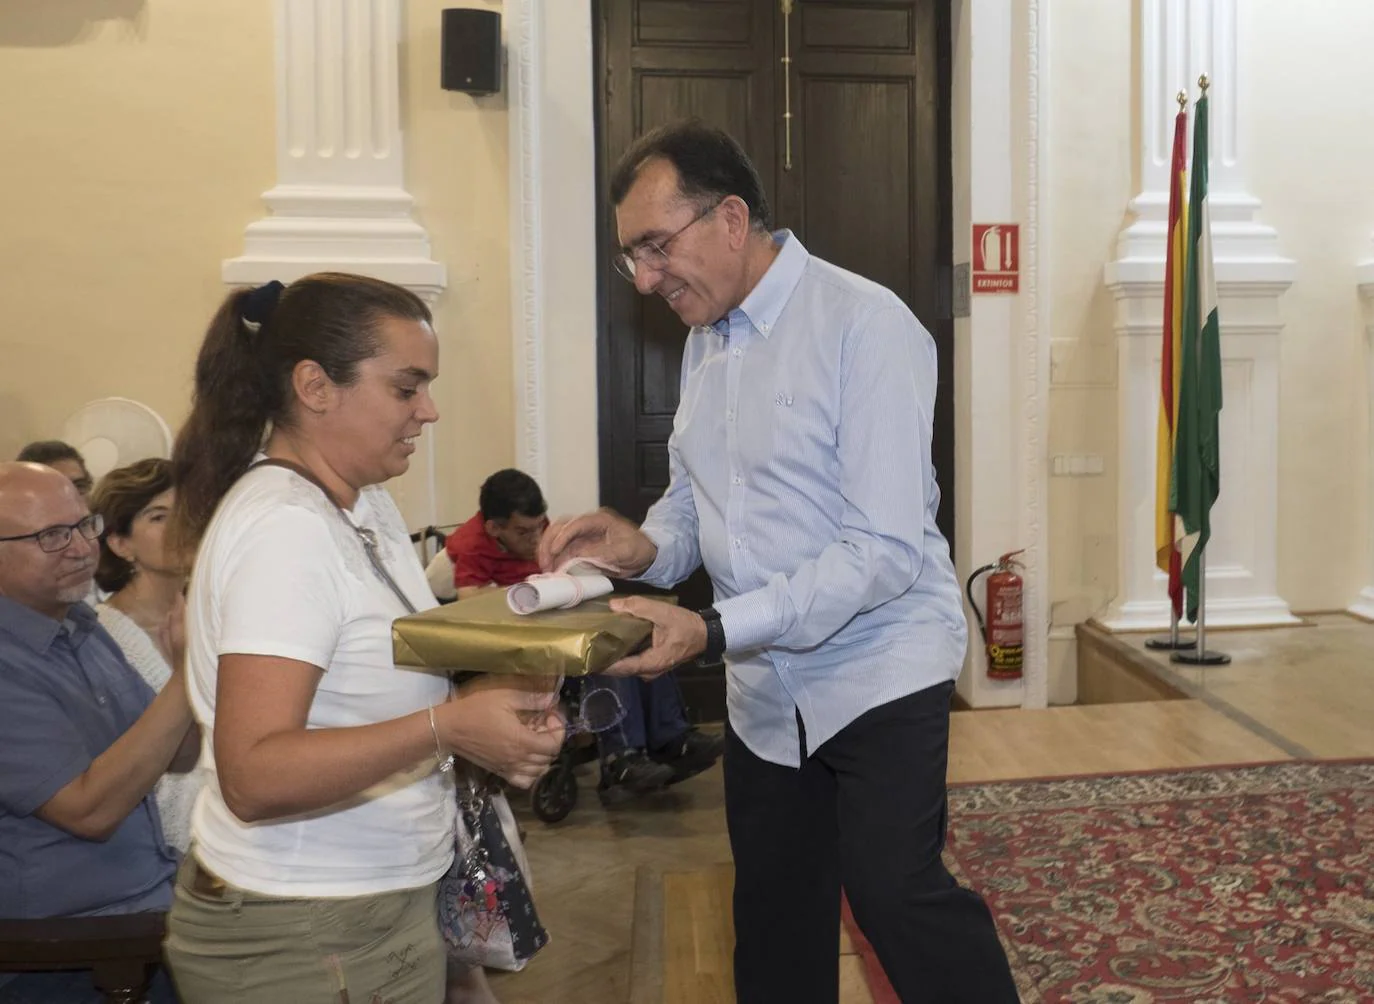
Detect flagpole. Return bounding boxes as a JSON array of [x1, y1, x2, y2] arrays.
[[1171, 546, 1230, 666], [1145, 586, 1192, 651], [1171, 73, 1230, 668], [1146, 89, 1195, 654]]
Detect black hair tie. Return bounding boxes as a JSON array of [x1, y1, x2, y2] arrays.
[[240, 280, 284, 329]]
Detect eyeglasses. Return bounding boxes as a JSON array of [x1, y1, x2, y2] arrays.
[[613, 199, 723, 282], [558, 686, 627, 737], [0, 513, 104, 553]]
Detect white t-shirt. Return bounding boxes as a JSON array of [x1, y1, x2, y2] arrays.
[[185, 464, 455, 897]]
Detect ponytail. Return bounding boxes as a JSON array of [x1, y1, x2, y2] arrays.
[[167, 287, 276, 558], [168, 272, 430, 559]]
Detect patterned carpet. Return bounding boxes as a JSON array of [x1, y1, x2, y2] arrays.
[[849, 760, 1374, 1003]]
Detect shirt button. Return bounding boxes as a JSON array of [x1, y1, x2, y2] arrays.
[[726, 410, 735, 421], [732, 348, 742, 357], [733, 538, 742, 548], [733, 476, 743, 486]]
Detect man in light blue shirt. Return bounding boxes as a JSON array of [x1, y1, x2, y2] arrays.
[[541, 121, 1017, 1002]]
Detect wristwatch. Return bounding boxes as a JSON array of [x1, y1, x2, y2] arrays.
[[698, 606, 726, 665]]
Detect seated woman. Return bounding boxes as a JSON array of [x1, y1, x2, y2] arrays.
[[162, 273, 565, 1004], [91, 458, 200, 854]]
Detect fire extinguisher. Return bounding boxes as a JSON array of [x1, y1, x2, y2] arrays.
[[966, 550, 1025, 680]]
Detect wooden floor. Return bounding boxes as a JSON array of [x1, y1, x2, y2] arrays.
[[490, 614, 1374, 1004]]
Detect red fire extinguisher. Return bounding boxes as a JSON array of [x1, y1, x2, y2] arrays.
[[966, 550, 1025, 680]]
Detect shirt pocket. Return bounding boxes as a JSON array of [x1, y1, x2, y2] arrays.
[[754, 370, 839, 487]]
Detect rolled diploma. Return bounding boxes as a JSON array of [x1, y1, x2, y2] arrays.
[[507, 566, 614, 614]]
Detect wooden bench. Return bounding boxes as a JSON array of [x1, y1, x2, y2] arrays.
[[0, 912, 166, 1004]]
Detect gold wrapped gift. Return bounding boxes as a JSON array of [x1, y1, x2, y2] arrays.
[[392, 587, 662, 677]]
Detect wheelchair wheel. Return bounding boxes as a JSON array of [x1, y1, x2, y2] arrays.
[[531, 761, 578, 824]]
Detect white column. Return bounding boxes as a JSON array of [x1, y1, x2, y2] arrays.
[[1101, 0, 1297, 631], [506, 0, 600, 513], [1354, 266, 1374, 620], [949, 0, 1050, 708], [223, 0, 445, 531], [223, 0, 444, 299]]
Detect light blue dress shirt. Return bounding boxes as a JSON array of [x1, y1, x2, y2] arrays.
[[639, 231, 967, 768]]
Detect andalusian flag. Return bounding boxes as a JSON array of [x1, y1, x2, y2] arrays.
[[1170, 90, 1222, 623], [1154, 103, 1188, 621]]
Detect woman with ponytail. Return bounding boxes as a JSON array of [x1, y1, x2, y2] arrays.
[[163, 274, 564, 1004]]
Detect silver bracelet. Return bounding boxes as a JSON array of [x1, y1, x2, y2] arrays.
[[427, 704, 456, 773]]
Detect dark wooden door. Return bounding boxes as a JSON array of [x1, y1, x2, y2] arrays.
[[595, 0, 953, 723]]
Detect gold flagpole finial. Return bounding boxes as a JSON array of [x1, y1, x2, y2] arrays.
[[1176, 90, 1187, 110], [1198, 74, 1210, 93]]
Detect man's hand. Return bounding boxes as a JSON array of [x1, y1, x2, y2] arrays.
[[604, 596, 707, 679], [538, 508, 658, 578]]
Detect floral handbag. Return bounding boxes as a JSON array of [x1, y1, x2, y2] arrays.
[[438, 770, 549, 971]]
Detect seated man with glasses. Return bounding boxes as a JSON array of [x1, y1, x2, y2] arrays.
[[0, 462, 194, 1003], [446, 469, 723, 800]]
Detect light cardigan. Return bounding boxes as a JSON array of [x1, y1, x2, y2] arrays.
[[95, 603, 202, 853]]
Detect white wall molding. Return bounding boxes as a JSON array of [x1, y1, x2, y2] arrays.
[[506, 0, 599, 514], [1101, 0, 1296, 632], [223, 0, 445, 301], [1352, 267, 1374, 620], [1018, 0, 1051, 708]]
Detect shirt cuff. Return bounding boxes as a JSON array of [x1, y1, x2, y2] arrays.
[[714, 589, 778, 654], [635, 525, 676, 588]]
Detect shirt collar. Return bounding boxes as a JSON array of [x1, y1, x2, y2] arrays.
[[0, 594, 96, 654], [712, 229, 809, 339]]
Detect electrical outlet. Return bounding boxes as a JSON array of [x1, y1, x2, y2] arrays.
[[1050, 454, 1105, 477]]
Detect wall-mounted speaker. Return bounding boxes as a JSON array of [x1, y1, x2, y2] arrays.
[[441, 9, 501, 96]]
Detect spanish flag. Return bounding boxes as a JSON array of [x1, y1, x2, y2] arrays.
[[1154, 102, 1188, 620]]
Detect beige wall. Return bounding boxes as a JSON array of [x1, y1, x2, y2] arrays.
[[1245, 1, 1371, 611], [402, 0, 512, 523], [0, 1, 275, 455], [0, 0, 515, 527]]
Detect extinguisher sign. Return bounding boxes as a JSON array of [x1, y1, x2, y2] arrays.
[[971, 223, 1020, 294]]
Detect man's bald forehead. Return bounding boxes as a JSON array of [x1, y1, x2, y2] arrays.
[[0, 462, 83, 528], [0, 461, 75, 496]]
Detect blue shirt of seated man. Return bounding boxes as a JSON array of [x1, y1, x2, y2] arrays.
[[0, 595, 176, 919]]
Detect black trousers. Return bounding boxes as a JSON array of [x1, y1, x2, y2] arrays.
[[723, 681, 1018, 1004]]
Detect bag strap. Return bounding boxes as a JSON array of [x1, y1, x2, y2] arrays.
[[247, 458, 417, 615]]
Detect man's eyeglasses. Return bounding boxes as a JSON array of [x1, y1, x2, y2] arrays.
[[0, 513, 104, 553], [558, 686, 627, 736], [613, 199, 722, 282]]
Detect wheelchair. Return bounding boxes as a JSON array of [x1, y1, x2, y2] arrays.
[[528, 675, 604, 823], [409, 525, 619, 825]]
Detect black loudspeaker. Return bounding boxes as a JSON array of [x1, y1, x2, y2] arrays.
[[441, 9, 501, 96]]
